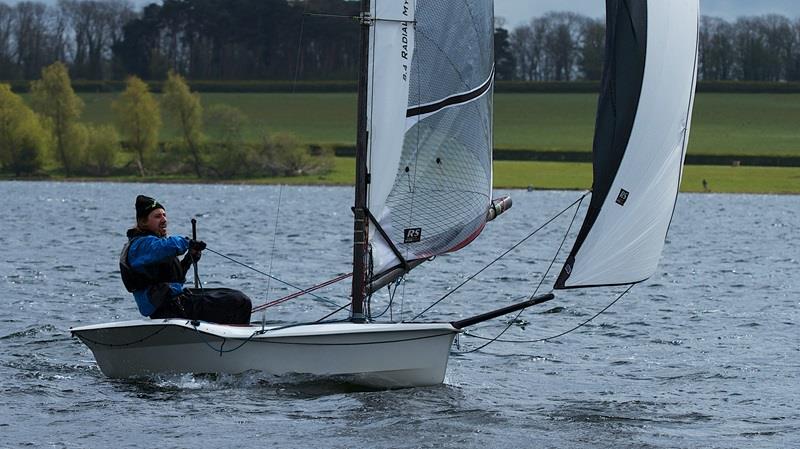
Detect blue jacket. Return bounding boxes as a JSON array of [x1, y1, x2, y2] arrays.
[[122, 232, 190, 316]]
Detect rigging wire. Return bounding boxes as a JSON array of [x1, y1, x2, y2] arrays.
[[303, 12, 357, 20], [454, 192, 586, 353], [390, 279, 401, 321], [204, 247, 341, 308], [262, 185, 284, 328], [461, 284, 634, 344], [292, 2, 310, 93], [410, 191, 590, 321], [369, 281, 399, 320], [400, 271, 407, 321], [314, 302, 351, 323], [252, 272, 352, 313]]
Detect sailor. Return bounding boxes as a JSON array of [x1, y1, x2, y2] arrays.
[[119, 195, 252, 324]]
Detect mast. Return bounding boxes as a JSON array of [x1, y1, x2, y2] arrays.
[[350, 0, 371, 322]]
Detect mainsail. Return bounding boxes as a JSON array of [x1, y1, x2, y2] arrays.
[[555, 0, 699, 289], [365, 0, 495, 279]]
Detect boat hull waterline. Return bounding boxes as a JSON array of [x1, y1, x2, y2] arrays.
[[70, 320, 459, 388]]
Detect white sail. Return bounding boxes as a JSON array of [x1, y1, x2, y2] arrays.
[[366, 0, 416, 224], [367, 0, 495, 278], [556, 0, 699, 289]]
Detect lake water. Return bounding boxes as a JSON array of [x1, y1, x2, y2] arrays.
[[0, 181, 797, 449]]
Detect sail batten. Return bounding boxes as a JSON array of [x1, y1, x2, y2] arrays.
[[555, 0, 699, 290]]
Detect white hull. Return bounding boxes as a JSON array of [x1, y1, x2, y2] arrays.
[[71, 320, 459, 388]]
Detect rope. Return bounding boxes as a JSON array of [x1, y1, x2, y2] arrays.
[[455, 193, 586, 353], [369, 281, 399, 320], [200, 188, 348, 313], [411, 191, 590, 321], [262, 185, 284, 311], [175, 191, 615, 355], [187, 251, 203, 291], [191, 324, 261, 355], [72, 325, 171, 348], [252, 272, 353, 313], [460, 284, 634, 345], [205, 247, 340, 308], [314, 302, 351, 323]]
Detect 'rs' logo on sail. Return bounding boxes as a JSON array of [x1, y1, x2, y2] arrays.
[[404, 228, 422, 243], [616, 189, 630, 206]]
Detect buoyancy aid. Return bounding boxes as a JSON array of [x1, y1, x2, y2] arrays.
[[120, 228, 187, 313]]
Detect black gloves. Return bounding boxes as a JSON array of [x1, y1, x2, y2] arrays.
[[184, 238, 206, 265], [189, 239, 207, 251]]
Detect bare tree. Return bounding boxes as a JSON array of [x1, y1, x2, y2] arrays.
[[542, 12, 585, 81], [0, 4, 17, 79], [578, 17, 604, 80], [59, 0, 132, 79], [4, 2, 800, 83], [734, 16, 775, 81], [47, 3, 69, 63], [700, 16, 736, 81], [13, 2, 50, 79], [107, 0, 136, 77], [511, 17, 549, 81], [511, 26, 530, 80], [788, 19, 800, 81], [761, 14, 795, 81], [509, 12, 588, 82]]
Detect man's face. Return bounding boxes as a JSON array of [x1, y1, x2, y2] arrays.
[[144, 208, 168, 237]]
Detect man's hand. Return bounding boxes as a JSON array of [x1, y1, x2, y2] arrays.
[[187, 239, 206, 262], [189, 239, 207, 251]]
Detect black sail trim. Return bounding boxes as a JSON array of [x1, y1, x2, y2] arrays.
[[406, 66, 495, 118]]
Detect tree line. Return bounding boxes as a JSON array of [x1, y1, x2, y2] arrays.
[[0, 61, 334, 177], [0, 0, 359, 81], [2, 1, 800, 83], [499, 12, 800, 82]]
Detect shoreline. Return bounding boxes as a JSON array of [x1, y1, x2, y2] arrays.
[[4, 161, 799, 195]]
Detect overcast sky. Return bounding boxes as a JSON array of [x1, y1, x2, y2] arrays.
[[4, 0, 800, 27]]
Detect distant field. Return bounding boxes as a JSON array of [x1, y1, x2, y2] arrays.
[[231, 158, 800, 194], [77, 92, 357, 144], [493, 160, 800, 194], [20, 157, 798, 194], [64, 92, 800, 157], [384, 159, 799, 194]]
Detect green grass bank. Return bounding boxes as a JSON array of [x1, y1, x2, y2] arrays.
[[26, 158, 797, 194], [9, 92, 800, 193], [345, 161, 797, 194], [68, 92, 800, 158]]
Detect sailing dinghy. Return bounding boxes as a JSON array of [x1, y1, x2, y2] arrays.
[[71, 0, 699, 388]]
